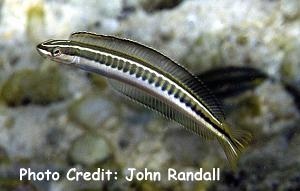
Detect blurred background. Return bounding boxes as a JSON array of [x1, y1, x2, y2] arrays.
[[0, 0, 300, 190]]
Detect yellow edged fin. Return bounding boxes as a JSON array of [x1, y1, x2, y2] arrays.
[[217, 124, 253, 169]]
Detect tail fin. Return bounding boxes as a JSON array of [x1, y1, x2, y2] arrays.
[[217, 128, 252, 169]]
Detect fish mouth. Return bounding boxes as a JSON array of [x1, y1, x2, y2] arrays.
[[36, 43, 51, 58], [36, 39, 55, 58]]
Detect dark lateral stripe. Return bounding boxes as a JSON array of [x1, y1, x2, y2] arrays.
[[68, 41, 223, 121], [67, 43, 224, 134]]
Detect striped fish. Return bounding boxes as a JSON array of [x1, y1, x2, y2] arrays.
[[36, 32, 252, 167], [198, 66, 268, 100]]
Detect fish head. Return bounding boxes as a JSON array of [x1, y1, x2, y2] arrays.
[[36, 39, 76, 65]]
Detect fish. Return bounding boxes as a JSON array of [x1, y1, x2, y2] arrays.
[[197, 66, 268, 100], [36, 32, 252, 167], [283, 81, 300, 113]]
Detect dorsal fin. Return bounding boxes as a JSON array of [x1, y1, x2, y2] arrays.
[[70, 31, 191, 81], [70, 31, 224, 121], [108, 79, 215, 139]]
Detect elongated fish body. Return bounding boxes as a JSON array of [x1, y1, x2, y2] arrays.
[[36, 32, 252, 167]]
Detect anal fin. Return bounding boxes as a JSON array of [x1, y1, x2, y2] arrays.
[[108, 79, 215, 139]]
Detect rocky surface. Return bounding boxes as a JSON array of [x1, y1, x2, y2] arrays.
[[0, 0, 300, 190]]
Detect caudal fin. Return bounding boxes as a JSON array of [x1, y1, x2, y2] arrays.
[[217, 129, 252, 169]]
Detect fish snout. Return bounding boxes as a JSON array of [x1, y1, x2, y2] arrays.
[[36, 43, 51, 58]]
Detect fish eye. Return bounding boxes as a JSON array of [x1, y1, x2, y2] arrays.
[[52, 47, 61, 57]]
